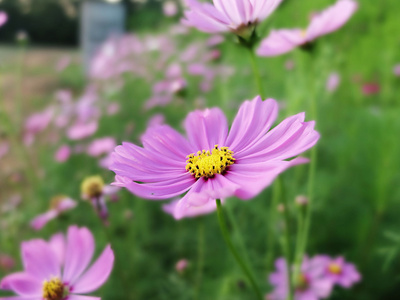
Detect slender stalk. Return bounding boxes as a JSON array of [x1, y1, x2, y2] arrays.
[[215, 199, 263, 300], [247, 47, 265, 98], [194, 218, 205, 300], [292, 51, 319, 285], [276, 178, 294, 300]]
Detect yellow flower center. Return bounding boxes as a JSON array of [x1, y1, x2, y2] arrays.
[[186, 145, 235, 178], [328, 263, 342, 274], [81, 175, 104, 198], [42, 278, 67, 300]]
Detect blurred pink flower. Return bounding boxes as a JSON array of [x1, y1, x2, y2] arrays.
[[175, 259, 189, 273], [67, 120, 98, 140], [110, 96, 319, 220], [326, 72, 340, 92], [54, 145, 71, 162], [23, 107, 54, 145], [257, 0, 358, 56], [148, 114, 165, 128], [0, 253, 15, 271], [0, 11, 8, 27], [207, 35, 224, 47], [393, 64, 400, 76], [99, 153, 114, 169], [163, 1, 179, 17], [362, 82, 380, 95], [30, 196, 77, 230], [183, 0, 283, 37], [268, 257, 333, 300], [87, 137, 117, 157], [284, 59, 295, 70], [1, 194, 22, 214], [107, 102, 120, 115], [317, 255, 361, 288], [55, 56, 71, 72], [0, 141, 9, 159], [0, 226, 114, 300]]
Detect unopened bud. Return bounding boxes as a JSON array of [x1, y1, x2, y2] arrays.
[[295, 195, 308, 206], [277, 204, 285, 213]]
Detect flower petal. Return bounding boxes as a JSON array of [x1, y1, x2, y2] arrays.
[[68, 296, 100, 300], [224, 157, 308, 199], [235, 113, 319, 162], [72, 245, 114, 294], [0, 273, 41, 296], [30, 210, 58, 231], [113, 173, 195, 200], [184, 107, 228, 151], [168, 175, 240, 219], [252, 0, 284, 21], [183, 0, 230, 33], [48, 233, 66, 266], [0, 297, 42, 300], [21, 239, 60, 279], [141, 125, 193, 161], [110, 142, 186, 183], [226, 96, 278, 153], [257, 29, 306, 57], [63, 226, 95, 284], [307, 0, 358, 41], [163, 197, 224, 220]]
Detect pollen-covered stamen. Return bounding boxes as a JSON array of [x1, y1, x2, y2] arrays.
[[328, 263, 342, 275], [186, 145, 235, 178], [81, 175, 105, 199], [42, 278, 68, 300]]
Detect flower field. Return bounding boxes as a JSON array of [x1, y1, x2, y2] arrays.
[[1, 0, 400, 299]]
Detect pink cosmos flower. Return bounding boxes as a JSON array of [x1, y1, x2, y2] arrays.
[[393, 64, 400, 76], [54, 145, 71, 162], [268, 257, 333, 300], [0, 11, 8, 27], [0, 141, 9, 159], [110, 96, 319, 219], [148, 114, 165, 128], [23, 108, 54, 145], [0, 226, 114, 300], [183, 0, 283, 37], [175, 259, 189, 274], [0, 254, 15, 271], [30, 196, 77, 230], [56, 56, 71, 72], [87, 137, 116, 157], [326, 72, 340, 92], [361, 82, 380, 95], [67, 121, 98, 140], [257, 0, 358, 56], [207, 35, 224, 47], [163, 1, 179, 17], [316, 255, 361, 288]]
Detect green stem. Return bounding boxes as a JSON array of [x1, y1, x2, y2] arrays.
[[194, 219, 205, 300], [292, 51, 319, 285], [215, 199, 263, 300], [276, 178, 294, 300], [247, 47, 265, 98]]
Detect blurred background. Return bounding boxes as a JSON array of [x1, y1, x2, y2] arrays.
[[0, 0, 400, 299]]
